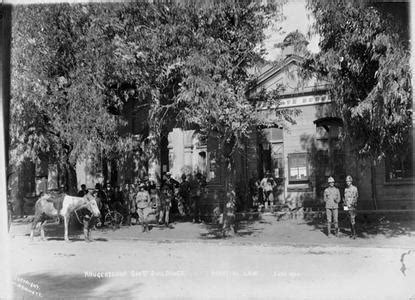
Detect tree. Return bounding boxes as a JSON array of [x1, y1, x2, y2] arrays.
[[10, 4, 134, 194], [112, 1, 294, 190], [10, 1, 293, 195], [305, 0, 412, 208]]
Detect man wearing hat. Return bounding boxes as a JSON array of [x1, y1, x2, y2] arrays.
[[324, 176, 341, 237], [260, 171, 276, 210], [344, 175, 359, 239], [135, 182, 151, 232]]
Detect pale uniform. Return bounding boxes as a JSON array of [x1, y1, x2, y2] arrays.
[[324, 186, 341, 229], [344, 184, 358, 225], [135, 190, 151, 224]]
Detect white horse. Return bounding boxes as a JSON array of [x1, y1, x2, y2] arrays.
[[30, 193, 101, 241]]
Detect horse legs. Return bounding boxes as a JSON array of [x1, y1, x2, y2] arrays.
[[40, 220, 48, 240], [30, 221, 38, 241], [30, 215, 41, 241], [64, 215, 70, 242]]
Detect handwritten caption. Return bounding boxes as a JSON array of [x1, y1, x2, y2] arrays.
[[13, 277, 42, 298]]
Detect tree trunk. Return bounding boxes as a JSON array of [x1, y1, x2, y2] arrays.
[[64, 161, 78, 196], [102, 155, 108, 185], [370, 159, 378, 210]]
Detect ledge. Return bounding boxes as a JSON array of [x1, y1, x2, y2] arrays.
[[383, 179, 415, 186]]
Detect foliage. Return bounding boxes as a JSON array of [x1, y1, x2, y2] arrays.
[[11, 1, 293, 191], [305, 0, 412, 160], [10, 4, 133, 171], [112, 0, 292, 162]]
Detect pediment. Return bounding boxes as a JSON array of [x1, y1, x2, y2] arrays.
[[253, 55, 330, 96]]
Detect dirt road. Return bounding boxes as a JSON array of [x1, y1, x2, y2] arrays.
[[5, 216, 415, 299]]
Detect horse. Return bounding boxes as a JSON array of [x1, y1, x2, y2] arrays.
[[30, 192, 100, 241]]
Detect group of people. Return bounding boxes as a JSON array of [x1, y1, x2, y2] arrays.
[[249, 171, 359, 239], [75, 171, 359, 239], [77, 171, 207, 233], [250, 171, 278, 211]]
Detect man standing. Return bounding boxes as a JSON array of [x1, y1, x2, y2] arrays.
[[344, 175, 358, 239], [135, 183, 151, 232], [190, 172, 205, 223], [76, 184, 94, 241], [260, 171, 275, 210], [179, 174, 191, 216], [159, 185, 173, 226], [324, 176, 341, 237], [104, 182, 115, 210]]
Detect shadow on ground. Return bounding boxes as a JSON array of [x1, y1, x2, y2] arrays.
[[27, 221, 108, 242], [13, 272, 140, 299], [199, 220, 264, 240], [303, 211, 415, 238]]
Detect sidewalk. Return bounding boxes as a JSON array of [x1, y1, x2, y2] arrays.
[[10, 214, 415, 249]]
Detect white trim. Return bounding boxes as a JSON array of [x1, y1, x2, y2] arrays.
[[257, 94, 331, 110]]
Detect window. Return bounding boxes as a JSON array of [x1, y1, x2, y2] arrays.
[[385, 150, 413, 181], [288, 153, 309, 182]]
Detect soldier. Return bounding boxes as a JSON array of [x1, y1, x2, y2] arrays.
[[76, 184, 94, 240], [344, 175, 358, 239], [162, 172, 179, 220], [223, 184, 237, 237], [179, 174, 191, 216], [94, 183, 106, 227], [104, 182, 115, 209], [260, 171, 275, 210], [135, 183, 151, 232], [159, 184, 173, 226], [324, 176, 341, 237], [189, 173, 204, 223]]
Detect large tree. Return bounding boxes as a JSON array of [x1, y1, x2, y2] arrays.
[[305, 0, 412, 207], [10, 4, 133, 194], [112, 0, 292, 188], [10, 1, 292, 195]]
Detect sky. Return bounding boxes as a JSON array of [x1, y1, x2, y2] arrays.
[[263, 0, 320, 61]]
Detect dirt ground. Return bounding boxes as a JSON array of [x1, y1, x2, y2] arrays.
[[4, 214, 415, 299]]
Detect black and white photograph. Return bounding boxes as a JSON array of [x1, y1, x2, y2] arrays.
[[0, 0, 414, 299]]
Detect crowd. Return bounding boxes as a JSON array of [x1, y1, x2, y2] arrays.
[[76, 170, 358, 240], [249, 171, 278, 211], [77, 172, 207, 234], [249, 171, 359, 239]]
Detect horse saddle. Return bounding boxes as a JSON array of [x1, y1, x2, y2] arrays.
[[45, 193, 65, 212]]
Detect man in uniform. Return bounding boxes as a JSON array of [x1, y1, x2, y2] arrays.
[[260, 171, 275, 210], [76, 184, 95, 241], [344, 175, 358, 239], [163, 172, 179, 218], [135, 182, 151, 232], [159, 184, 173, 226], [324, 176, 341, 237], [179, 174, 191, 216], [189, 172, 205, 223]]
